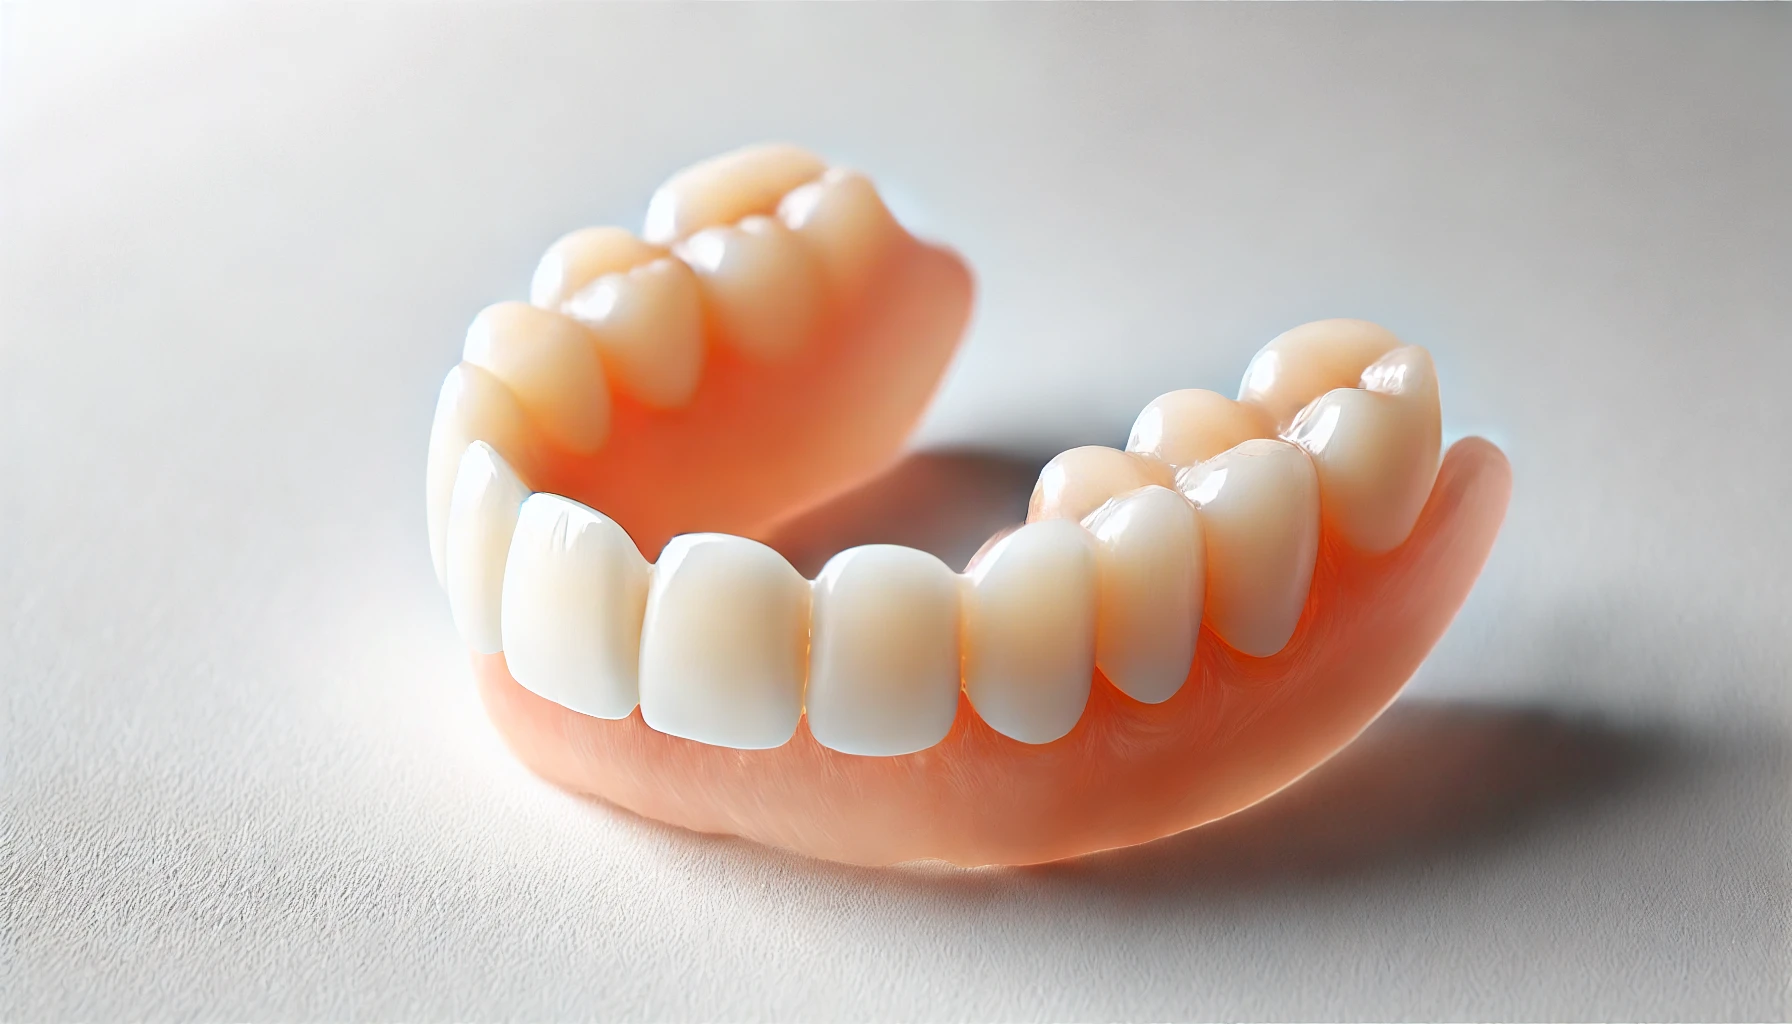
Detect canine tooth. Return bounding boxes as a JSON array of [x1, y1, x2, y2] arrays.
[[1178, 438, 1318, 658], [1238, 318, 1403, 428], [426, 364, 538, 585], [561, 257, 705, 408], [1028, 446, 1165, 524], [642, 143, 827, 246], [1082, 486, 1203, 704], [637, 534, 811, 750], [445, 442, 530, 655], [530, 226, 664, 310], [807, 545, 961, 757], [461, 302, 610, 454], [778, 167, 905, 305], [1287, 345, 1442, 554], [1126, 389, 1275, 467], [500, 494, 650, 719], [963, 519, 1098, 745], [678, 215, 824, 362]]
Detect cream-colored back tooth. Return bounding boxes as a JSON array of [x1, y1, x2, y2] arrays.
[[1287, 345, 1442, 554], [426, 363, 539, 586], [637, 534, 810, 750], [1082, 486, 1203, 704], [1028, 446, 1167, 524], [778, 167, 906, 307], [1178, 438, 1319, 658], [500, 493, 650, 719], [642, 143, 827, 246], [461, 302, 610, 455], [1237, 319, 1404, 428], [807, 545, 961, 757], [677, 215, 824, 362], [530, 226, 665, 310], [445, 442, 530, 655], [1126, 388, 1277, 468], [963, 519, 1098, 745], [562, 257, 706, 409]]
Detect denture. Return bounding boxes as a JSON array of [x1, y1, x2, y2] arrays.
[[426, 143, 1512, 867]]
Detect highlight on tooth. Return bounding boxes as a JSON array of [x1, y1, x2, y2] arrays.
[[425, 143, 1509, 867]]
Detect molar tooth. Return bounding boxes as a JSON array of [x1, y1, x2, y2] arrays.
[[963, 519, 1098, 745], [561, 256, 705, 408], [677, 215, 824, 362], [807, 545, 961, 757], [530, 226, 665, 310], [637, 534, 810, 750], [461, 302, 610, 455], [1125, 389, 1276, 468], [1178, 438, 1319, 658], [1287, 345, 1442, 554], [778, 167, 905, 306], [426, 364, 539, 585], [1082, 486, 1203, 704], [1237, 318, 1403, 428], [642, 143, 827, 246], [500, 494, 650, 719], [1028, 446, 1166, 524], [445, 442, 530, 655]]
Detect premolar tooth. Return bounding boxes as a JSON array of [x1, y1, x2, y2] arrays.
[[677, 215, 824, 362], [426, 364, 539, 585], [1287, 345, 1442, 554], [963, 519, 1098, 745], [1125, 389, 1275, 467], [1237, 319, 1403, 428], [637, 534, 811, 750], [1178, 438, 1319, 658], [460, 302, 610, 455], [1028, 446, 1165, 524], [530, 226, 664, 310], [1082, 486, 1203, 704], [500, 493, 650, 719], [642, 143, 827, 246], [445, 442, 530, 655], [807, 545, 961, 757], [778, 167, 905, 306], [561, 257, 705, 408]]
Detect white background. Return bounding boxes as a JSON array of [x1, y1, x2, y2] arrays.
[[4, 4, 1787, 1020]]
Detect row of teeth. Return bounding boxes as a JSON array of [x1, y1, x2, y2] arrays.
[[443, 317, 1442, 755]]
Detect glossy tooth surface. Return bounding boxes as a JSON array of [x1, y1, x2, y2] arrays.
[[642, 143, 827, 246], [461, 302, 610, 455], [1028, 446, 1165, 524], [963, 519, 1098, 745], [807, 545, 961, 757], [530, 226, 664, 310], [637, 534, 810, 750], [1178, 438, 1319, 658], [778, 167, 905, 305], [426, 364, 538, 585], [1287, 345, 1442, 554], [1126, 389, 1275, 467], [561, 257, 705, 408], [445, 442, 530, 655], [1237, 318, 1404, 427], [500, 494, 650, 719], [678, 215, 824, 362], [1082, 486, 1203, 704]]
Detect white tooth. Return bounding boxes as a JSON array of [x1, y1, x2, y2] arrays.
[[529, 226, 665, 310], [500, 493, 650, 719], [1287, 345, 1442, 554], [426, 364, 538, 586], [637, 534, 810, 750], [963, 519, 1098, 745], [1237, 318, 1404, 428], [460, 302, 610, 455], [445, 442, 530, 655], [562, 257, 706, 409], [778, 167, 905, 306], [642, 143, 827, 246], [806, 545, 961, 757], [1028, 446, 1165, 523], [1178, 438, 1318, 658], [1125, 388, 1275, 467], [1081, 486, 1203, 704], [677, 215, 824, 362]]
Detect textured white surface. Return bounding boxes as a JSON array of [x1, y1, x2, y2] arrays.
[[3, 4, 1788, 1020]]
